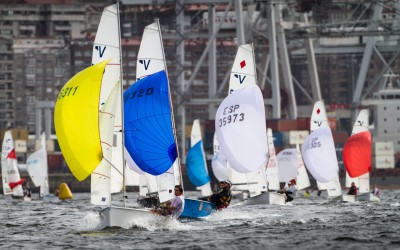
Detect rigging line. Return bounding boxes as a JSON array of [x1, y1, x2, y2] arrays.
[[103, 157, 123, 177]]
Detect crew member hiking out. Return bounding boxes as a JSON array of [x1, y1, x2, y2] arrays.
[[208, 180, 232, 209]]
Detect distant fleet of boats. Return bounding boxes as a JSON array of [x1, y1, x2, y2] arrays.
[[0, 2, 383, 230]]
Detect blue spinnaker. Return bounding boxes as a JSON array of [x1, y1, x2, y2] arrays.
[[186, 140, 210, 187], [124, 70, 177, 175]]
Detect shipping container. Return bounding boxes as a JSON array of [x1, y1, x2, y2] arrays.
[[374, 141, 395, 156], [272, 131, 283, 147], [267, 119, 298, 132], [296, 117, 309, 130], [374, 155, 395, 169], [332, 131, 348, 144], [47, 153, 65, 172], [283, 130, 309, 145], [14, 140, 27, 153]]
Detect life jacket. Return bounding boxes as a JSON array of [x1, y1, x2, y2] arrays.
[[210, 188, 231, 209]]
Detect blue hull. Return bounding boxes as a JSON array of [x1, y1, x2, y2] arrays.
[[181, 198, 217, 218]]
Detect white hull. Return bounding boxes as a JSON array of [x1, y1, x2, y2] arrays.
[[357, 193, 380, 202], [342, 194, 356, 202], [241, 192, 286, 205], [99, 206, 163, 229]]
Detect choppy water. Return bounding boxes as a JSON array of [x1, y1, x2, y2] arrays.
[[0, 190, 399, 250]]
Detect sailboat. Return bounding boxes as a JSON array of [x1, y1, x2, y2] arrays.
[[54, 4, 167, 229], [26, 132, 50, 198], [302, 101, 342, 200], [124, 21, 216, 219], [343, 109, 378, 202], [186, 119, 213, 199], [1, 130, 25, 199]]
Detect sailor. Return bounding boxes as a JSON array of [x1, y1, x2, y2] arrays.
[[283, 179, 297, 202], [161, 185, 185, 218], [371, 184, 380, 198], [208, 180, 232, 209], [347, 182, 357, 196]]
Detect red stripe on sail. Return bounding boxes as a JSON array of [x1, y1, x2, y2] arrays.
[[7, 149, 16, 159], [8, 178, 26, 189], [343, 131, 372, 178]]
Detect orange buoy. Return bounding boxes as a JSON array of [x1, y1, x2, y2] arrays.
[[58, 183, 73, 200]]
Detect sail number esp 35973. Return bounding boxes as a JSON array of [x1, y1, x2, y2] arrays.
[[218, 104, 244, 127]]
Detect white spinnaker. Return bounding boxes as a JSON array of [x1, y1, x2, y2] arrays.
[[91, 4, 124, 194], [277, 149, 298, 183], [266, 128, 280, 191], [224, 44, 267, 196], [135, 21, 177, 203], [91, 81, 119, 205], [295, 143, 311, 190], [1, 131, 23, 197], [302, 127, 340, 185], [346, 109, 370, 193], [191, 119, 212, 196], [26, 149, 49, 196], [216, 85, 269, 174], [212, 134, 228, 181]]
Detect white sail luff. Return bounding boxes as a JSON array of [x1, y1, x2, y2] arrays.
[[266, 128, 281, 191]]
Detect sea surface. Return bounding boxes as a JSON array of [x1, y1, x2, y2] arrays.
[[0, 190, 399, 250]]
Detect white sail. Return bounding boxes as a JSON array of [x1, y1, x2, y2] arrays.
[[91, 81, 119, 205], [295, 143, 311, 190], [277, 148, 298, 183], [345, 109, 370, 193], [266, 128, 280, 191], [190, 119, 212, 197], [26, 133, 49, 197], [91, 4, 124, 195], [229, 44, 257, 93], [302, 127, 340, 185], [1, 131, 24, 197], [136, 22, 165, 80]]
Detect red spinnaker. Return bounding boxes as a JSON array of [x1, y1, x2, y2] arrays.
[[8, 178, 25, 190], [343, 131, 372, 178]]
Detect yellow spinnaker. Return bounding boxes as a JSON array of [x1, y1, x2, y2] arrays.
[[54, 60, 110, 181]]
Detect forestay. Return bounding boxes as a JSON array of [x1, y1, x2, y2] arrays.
[[215, 84, 268, 174]]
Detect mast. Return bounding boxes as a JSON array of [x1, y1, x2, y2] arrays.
[[156, 19, 184, 188], [116, 0, 126, 207]]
